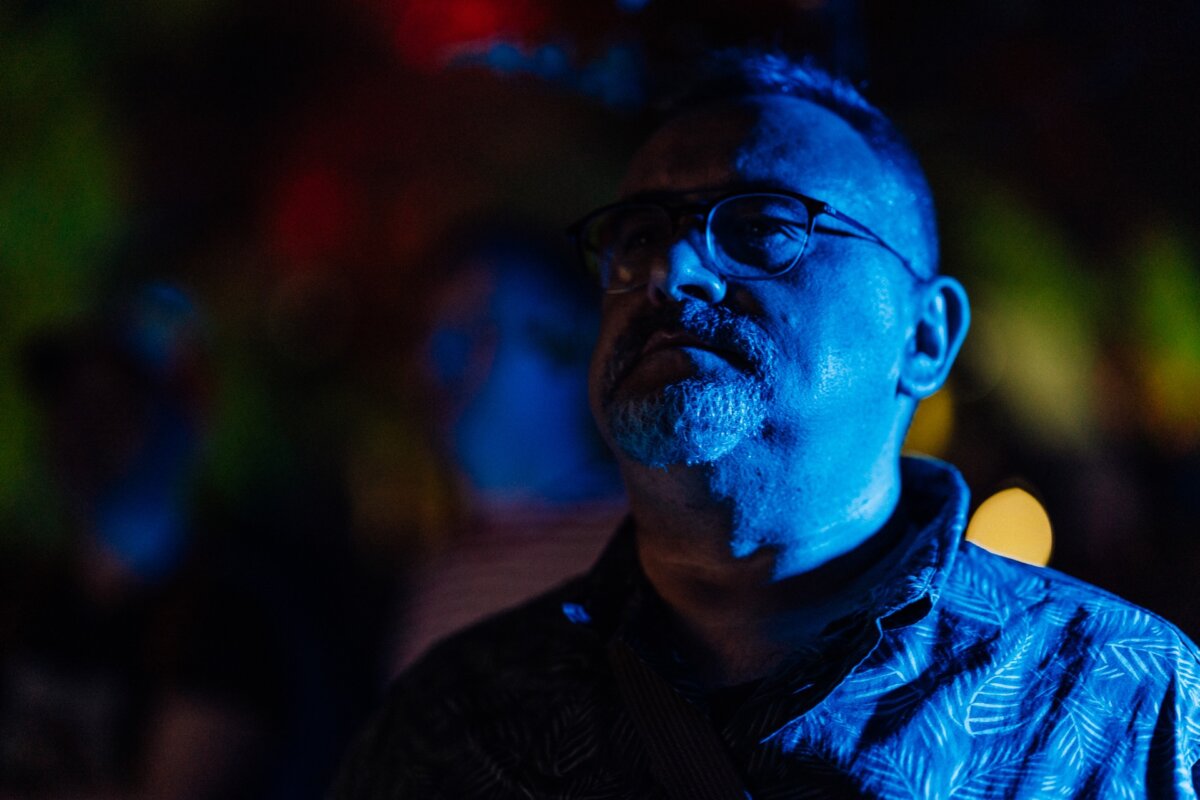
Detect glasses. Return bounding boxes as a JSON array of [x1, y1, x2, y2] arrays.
[[567, 190, 917, 293]]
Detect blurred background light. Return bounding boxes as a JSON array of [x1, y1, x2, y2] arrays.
[[965, 487, 1054, 567], [1129, 225, 1200, 451]]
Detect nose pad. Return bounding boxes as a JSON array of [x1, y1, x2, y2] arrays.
[[646, 237, 727, 306]]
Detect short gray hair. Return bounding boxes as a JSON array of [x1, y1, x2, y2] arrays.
[[660, 50, 939, 276]]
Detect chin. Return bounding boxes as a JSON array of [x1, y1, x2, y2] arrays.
[[604, 376, 766, 468]]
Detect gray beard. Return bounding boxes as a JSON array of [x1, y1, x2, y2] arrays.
[[605, 375, 767, 468]]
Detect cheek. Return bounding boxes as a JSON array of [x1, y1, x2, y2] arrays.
[[767, 273, 908, 401], [587, 342, 608, 413], [588, 300, 629, 407]]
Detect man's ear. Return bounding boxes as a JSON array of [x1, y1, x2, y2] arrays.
[[899, 276, 970, 399]]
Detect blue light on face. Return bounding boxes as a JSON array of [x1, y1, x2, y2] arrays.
[[428, 246, 615, 503], [449, 272, 602, 501]]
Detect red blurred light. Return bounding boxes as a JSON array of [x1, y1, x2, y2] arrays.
[[450, 0, 505, 40], [269, 166, 362, 272]]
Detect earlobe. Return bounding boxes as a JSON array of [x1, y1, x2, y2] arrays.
[[899, 276, 970, 399]]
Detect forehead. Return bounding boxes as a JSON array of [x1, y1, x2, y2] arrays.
[[620, 95, 896, 212]]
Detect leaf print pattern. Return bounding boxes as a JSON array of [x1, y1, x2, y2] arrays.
[[867, 745, 940, 799], [1099, 638, 1180, 684], [332, 458, 1200, 800], [1050, 692, 1116, 770], [964, 628, 1036, 736], [947, 747, 1043, 799]]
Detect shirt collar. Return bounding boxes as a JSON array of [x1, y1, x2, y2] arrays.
[[869, 455, 970, 628]]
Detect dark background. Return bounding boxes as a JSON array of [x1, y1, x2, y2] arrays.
[[2, 0, 1199, 796]]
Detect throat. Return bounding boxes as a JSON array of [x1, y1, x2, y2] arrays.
[[631, 498, 913, 688]]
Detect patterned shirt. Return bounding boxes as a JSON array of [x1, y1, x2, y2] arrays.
[[335, 458, 1200, 798]]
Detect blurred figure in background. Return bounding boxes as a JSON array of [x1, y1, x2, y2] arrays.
[[394, 221, 623, 670], [0, 285, 282, 799], [0, 283, 393, 799]]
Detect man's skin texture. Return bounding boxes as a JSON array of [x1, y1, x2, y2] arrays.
[[589, 95, 968, 687]]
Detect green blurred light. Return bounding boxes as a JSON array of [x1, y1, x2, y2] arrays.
[[1129, 226, 1200, 446], [0, 16, 126, 544], [958, 180, 1099, 451]]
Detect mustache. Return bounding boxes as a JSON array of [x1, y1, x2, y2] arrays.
[[602, 303, 775, 402]]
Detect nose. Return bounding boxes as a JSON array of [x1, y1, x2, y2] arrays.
[[646, 236, 727, 306]]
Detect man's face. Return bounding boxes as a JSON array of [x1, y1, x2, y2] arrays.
[[588, 95, 926, 471]]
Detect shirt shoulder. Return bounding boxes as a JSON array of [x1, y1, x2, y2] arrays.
[[941, 541, 1200, 766], [949, 540, 1200, 658]]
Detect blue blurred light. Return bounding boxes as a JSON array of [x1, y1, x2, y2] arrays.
[[561, 602, 592, 624], [124, 282, 199, 373], [532, 43, 571, 80], [577, 44, 644, 108], [486, 41, 525, 73], [453, 40, 645, 110], [93, 407, 196, 581]]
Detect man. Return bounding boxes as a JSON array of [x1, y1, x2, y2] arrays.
[[335, 52, 1200, 798]]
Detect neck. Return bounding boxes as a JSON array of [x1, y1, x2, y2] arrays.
[[622, 448, 905, 686]]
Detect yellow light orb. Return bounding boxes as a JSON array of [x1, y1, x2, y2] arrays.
[[965, 487, 1054, 567]]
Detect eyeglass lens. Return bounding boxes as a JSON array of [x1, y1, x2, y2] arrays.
[[583, 194, 812, 290]]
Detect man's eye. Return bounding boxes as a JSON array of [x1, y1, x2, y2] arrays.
[[617, 225, 664, 253], [715, 212, 806, 270], [738, 217, 801, 240]]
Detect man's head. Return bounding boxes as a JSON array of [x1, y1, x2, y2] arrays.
[[582, 51, 969, 498]]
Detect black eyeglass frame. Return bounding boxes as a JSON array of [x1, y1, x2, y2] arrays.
[[567, 190, 920, 293]]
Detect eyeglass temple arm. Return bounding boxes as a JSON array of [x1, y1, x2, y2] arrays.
[[819, 203, 919, 279]]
